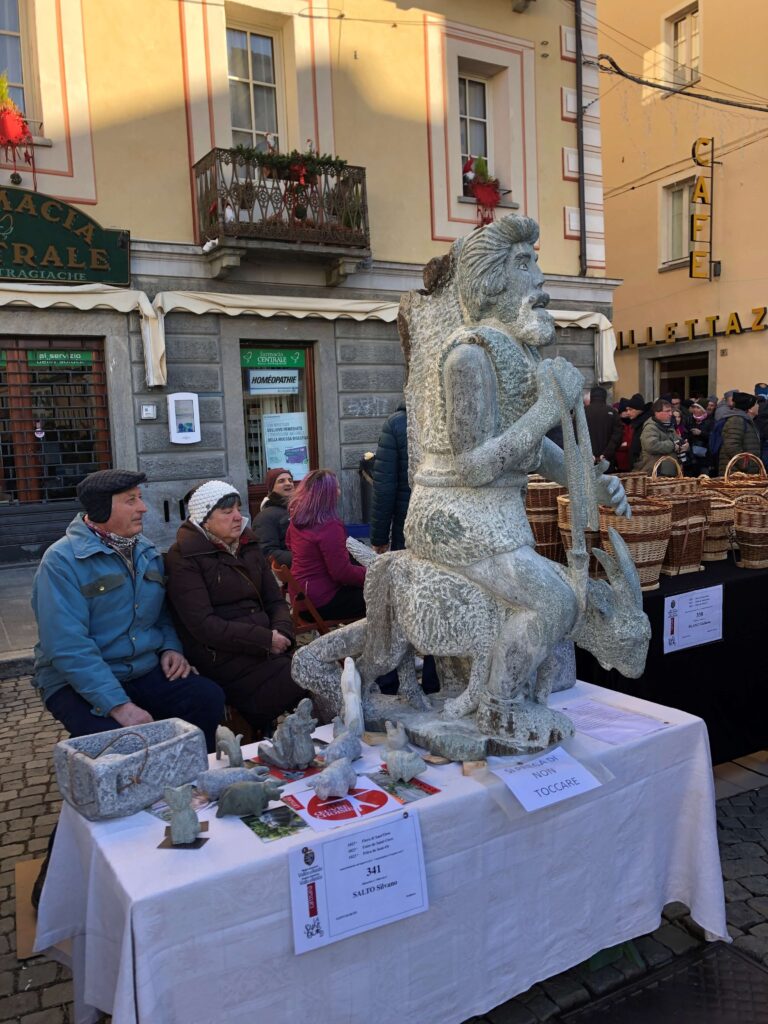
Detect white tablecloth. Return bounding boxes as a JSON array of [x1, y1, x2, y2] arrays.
[[35, 682, 727, 1024]]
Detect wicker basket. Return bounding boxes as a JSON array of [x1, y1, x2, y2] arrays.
[[557, 495, 605, 578], [699, 453, 768, 501], [616, 471, 648, 499], [733, 494, 768, 569], [599, 497, 672, 592], [700, 495, 736, 562], [660, 495, 709, 576], [646, 456, 700, 499], [526, 477, 566, 563]]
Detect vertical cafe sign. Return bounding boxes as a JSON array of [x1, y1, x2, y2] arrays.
[[689, 137, 714, 281], [0, 187, 130, 285]]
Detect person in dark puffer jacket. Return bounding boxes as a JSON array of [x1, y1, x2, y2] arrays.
[[370, 405, 410, 553], [718, 392, 762, 475], [253, 467, 294, 566]]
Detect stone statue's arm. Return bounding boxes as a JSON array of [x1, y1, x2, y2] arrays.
[[537, 429, 631, 517], [535, 437, 568, 485], [445, 344, 578, 486]]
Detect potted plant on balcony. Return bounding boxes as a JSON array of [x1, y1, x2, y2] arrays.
[[0, 72, 33, 183], [463, 156, 502, 226]]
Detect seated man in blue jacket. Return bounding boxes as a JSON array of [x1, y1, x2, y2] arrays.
[[32, 469, 225, 753]]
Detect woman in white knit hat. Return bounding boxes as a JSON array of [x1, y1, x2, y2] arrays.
[[164, 480, 308, 734]]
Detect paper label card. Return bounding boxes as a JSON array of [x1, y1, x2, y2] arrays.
[[490, 746, 601, 812], [289, 810, 429, 954], [282, 777, 403, 832], [663, 585, 723, 654], [557, 698, 669, 745]]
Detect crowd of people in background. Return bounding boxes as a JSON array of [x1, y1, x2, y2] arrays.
[[582, 383, 768, 478]]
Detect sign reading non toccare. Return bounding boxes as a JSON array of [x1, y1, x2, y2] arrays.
[[0, 187, 130, 286]]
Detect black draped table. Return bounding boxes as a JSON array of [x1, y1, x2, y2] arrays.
[[576, 554, 768, 764]]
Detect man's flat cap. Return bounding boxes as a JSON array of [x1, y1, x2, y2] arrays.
[[76, 470, 147, 523]]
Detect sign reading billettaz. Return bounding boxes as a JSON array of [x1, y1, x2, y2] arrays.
[[288, 810, 429, 955], [0, 187, 130, 286], [663, 584, 723, 654]]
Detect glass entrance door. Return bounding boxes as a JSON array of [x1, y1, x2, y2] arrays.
[[654, 352, 709, 400], [240, 344, 318, 516]]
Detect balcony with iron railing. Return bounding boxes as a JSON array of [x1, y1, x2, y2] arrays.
[[193, 148, 370, 275]]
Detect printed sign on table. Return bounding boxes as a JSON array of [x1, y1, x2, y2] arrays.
[[663, 584, 723, 654], [489, 746, 601, 812], [288, 810, 429, 954]]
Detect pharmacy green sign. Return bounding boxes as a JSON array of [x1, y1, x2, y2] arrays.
[[240, 348, 305, 368], [0, 351, 5, 369], [27, 350, 93, 368], [0, 187, 130, 286]]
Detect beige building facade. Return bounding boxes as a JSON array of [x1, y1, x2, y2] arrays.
[[0, 0, 616, 561], [599, 0, 768, 403]]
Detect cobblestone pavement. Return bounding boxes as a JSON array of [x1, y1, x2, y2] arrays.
[[1, 669, 767, 1024]]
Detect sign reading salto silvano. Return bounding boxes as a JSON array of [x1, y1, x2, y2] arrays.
[[0, 187, 130, 286]]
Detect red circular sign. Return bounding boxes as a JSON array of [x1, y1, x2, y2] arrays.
[[307, 787, 389, 820]]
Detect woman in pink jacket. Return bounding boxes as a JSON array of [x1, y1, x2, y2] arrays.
[[286, 469, 366, 620]]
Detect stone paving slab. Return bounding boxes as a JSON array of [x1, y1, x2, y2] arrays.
[[1, 671, 767, 1023]]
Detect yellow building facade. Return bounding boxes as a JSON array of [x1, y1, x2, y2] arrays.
[[0, 0, 614, 560], [599, 0, 768, 401]]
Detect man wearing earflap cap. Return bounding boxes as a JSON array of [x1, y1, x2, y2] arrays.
[[31, 468, 225, 751]]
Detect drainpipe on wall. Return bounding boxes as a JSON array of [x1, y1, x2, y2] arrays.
[[574, 0, 588, 277]]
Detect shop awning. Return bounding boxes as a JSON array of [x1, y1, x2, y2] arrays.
[[551, 309, 618, 384], [0, 282, 166, 386], [151, 291, 400, 323], [0, 284, 617, 389]]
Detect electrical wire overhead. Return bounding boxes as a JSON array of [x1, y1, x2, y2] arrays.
[[594, 54, 768, 114]]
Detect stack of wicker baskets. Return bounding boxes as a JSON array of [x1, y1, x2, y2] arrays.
[[615, 471, 648, 500], [599, 497, 673, 591], [525, 476, 566, 563], [556, 495, 605, 578], [699, 453, 768, 500], [733, 494, 768, 569], [700, 495, 736, 562], [647, 456, 700, 499], [660, 495, 709, 576]]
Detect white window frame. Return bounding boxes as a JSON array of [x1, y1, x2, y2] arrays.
[[226, 23, 287, 152], [661, 177, 694, 268], [666, 3, 700, 89], [425, 18, 535, 241], [0, 0, 42, 133], [458, 73, 491, 179]]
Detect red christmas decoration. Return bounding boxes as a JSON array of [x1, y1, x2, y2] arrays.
[[0, 74, 35, 187], [463, 156, 502, 226]]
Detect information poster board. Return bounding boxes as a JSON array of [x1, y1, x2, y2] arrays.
[[663, 584, 723, 654], [263, 412, 310, 480]]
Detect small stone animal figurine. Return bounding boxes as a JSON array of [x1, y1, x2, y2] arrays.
[[164, 784, 201, 845], [341, 657, 364, 737], [197, 766, 267, 800], [384, 720, 410, 751], [259, 697, 317, 770], [216, 779, 284, 818], [384, 748, 427, 784], [307, 757, 357, 801], [215, 725, 244, 768], [324, 718, 362, 765]]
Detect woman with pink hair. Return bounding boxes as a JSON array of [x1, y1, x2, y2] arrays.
[[286, 469, 366, 620]]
